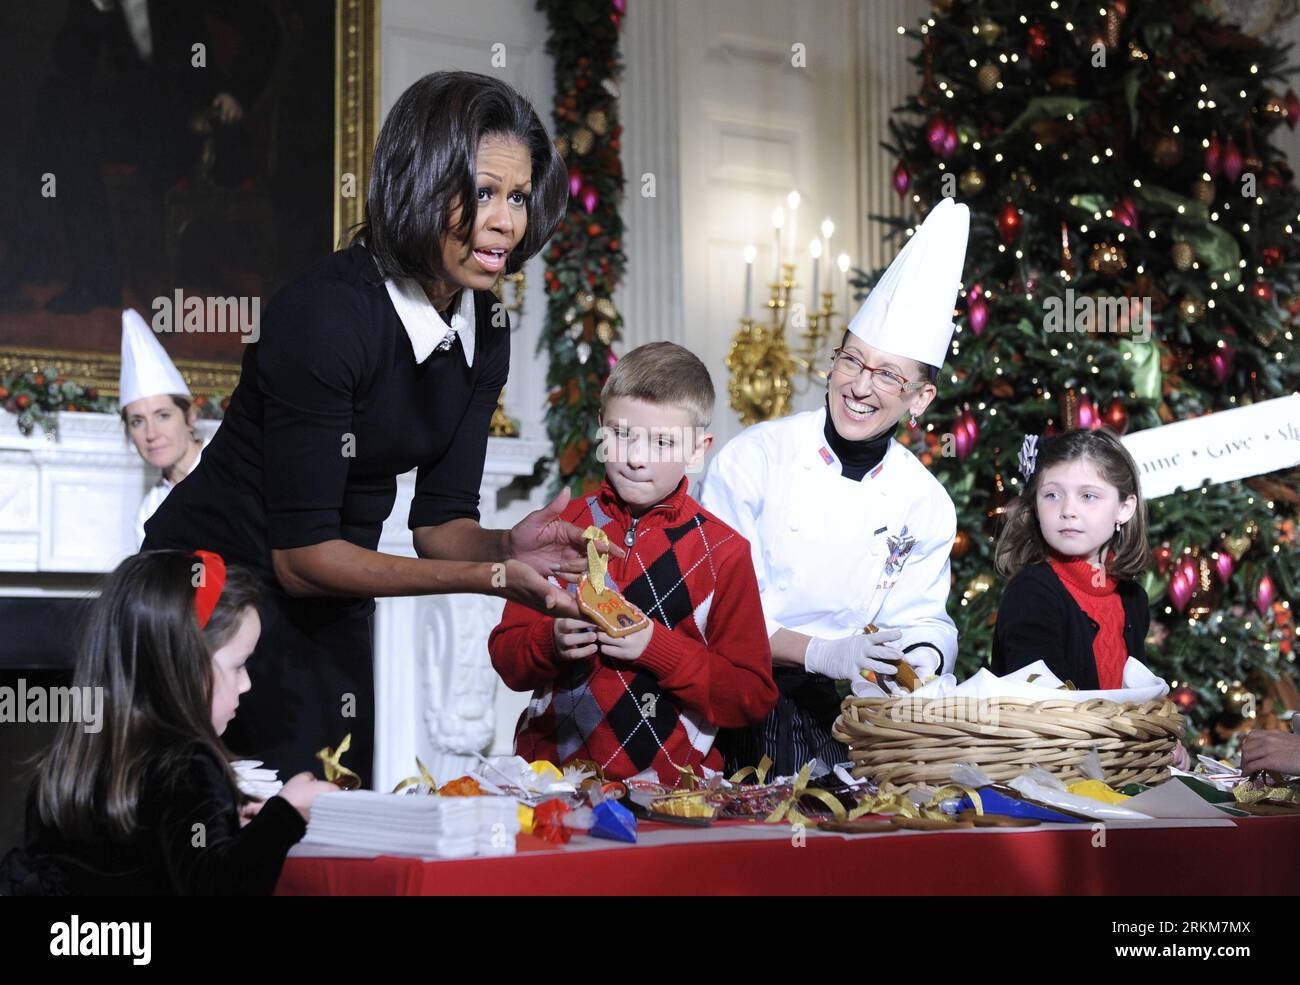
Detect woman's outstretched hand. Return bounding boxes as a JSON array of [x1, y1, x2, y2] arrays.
[[506, 488, 626, 584], [495, 558, 581, 618]]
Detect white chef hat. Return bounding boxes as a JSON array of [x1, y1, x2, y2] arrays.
[[845, 197, 970, 370], [119, 308, 190, 408]]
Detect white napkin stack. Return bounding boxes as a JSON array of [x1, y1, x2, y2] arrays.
[[301, 791, 520, 859]]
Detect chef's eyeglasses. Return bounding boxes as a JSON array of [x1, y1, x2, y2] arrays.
[[830, 347, 926, 395]]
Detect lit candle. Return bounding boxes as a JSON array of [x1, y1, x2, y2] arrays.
[[809, 238, 822, 307], [743, 243, 757, 320], [820, 218, 835, 279], [786, 190, 800, 263], [771, 207, 784, 282], [837, 252, 851, 317]]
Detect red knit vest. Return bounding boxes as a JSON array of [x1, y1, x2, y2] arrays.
[[1047, 552, 1127, 690]]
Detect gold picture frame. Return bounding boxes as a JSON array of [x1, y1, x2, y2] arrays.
[[0, 0, 382, 401]]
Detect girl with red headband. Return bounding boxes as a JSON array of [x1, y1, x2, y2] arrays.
[[1, 550, 337, 895]]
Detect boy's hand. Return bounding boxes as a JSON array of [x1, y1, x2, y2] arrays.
[[554, 617, 600, 661], [597, 621, 653, 662]]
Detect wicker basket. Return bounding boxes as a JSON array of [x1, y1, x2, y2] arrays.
[[832, 695, 1186, 789]]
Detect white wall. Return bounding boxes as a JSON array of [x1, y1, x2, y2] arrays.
[[381, 0, 556, 446], [672, 0, 925, 452]]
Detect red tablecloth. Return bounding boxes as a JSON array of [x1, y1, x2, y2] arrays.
[[277, 816, 1300, 895]]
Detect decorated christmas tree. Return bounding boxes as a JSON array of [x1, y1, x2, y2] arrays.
[[860, 0, 1300, 749]]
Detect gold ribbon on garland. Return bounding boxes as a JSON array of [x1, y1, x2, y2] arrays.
[[316, 734, 362, 790], [392, 757, 439, 795]]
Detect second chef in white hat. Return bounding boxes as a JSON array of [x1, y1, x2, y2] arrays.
[[700, 198, 970, 775], [119, 308, 205, 548]]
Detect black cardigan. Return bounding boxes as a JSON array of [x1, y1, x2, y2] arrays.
[[991, 562, 1150, 690], [1, 745, 305, 896]]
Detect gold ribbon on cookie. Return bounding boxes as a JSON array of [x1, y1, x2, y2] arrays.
[[583, 526, 610, 593], [392, 757, 439, 795], [316, 733, 362, 790]]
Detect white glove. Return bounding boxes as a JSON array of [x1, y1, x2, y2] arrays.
[[804, 629, 904, 681]]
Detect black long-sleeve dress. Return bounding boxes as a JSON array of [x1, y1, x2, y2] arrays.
[[143, 243, 510, 787], [2, 746, 304, 896]]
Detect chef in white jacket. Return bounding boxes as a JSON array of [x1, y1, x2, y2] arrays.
[[119, 309, 205, 548], [700, 198, 969, 772]]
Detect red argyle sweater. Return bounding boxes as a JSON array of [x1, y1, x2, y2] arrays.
[[489, 478, 777, 786]]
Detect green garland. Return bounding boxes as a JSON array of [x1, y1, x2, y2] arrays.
[[538, 0, 628, 494], [1, 368, 115, 436]]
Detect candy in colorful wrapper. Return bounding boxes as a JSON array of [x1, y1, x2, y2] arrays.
[[1233, 771, 1300, 806], [589, 799, 638, 843], [649, 791, 717, 822], [530, 761, 565, 782], [518, 802, 536, 835], [1066, 779, 1130, 805], [533, 798, 573, 844], [438, 776, 482, 797]]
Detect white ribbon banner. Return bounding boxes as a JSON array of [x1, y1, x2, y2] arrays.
[[1120, 394, 1300, 500]]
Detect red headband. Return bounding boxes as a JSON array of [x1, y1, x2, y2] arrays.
[[193, 550, 227, 629]]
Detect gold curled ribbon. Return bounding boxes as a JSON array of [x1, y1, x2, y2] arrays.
[[316, 734, 362, 790], [845, 782, 984, 821], [674, 764, 702, 790], [729, 754, 773, 785], [391, 757, 438, 795], [583, 526, 610, 593], [765, 762, 850, 828]]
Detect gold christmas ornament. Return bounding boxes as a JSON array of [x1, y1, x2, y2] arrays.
[[965, 572, 995, 598], [977, 63, 1001, 93], [572, 127, 595, 156], [1223, 531, 1253, 561], [1192, 178, 1215, 205], [976, 17, 1002, 44], [596, 320, 614, 345], [1171, 241, 1195, 271], [1087, 242, 1128, 275], [1104, 6, 1122, 49], [959, 167, 986, 196], [1151, 134, 1182, 169], [1184, 546, 1223, 620], [586, 109, 609, 135], [595, 297, 618, 319]]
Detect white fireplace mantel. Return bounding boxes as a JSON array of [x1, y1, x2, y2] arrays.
[[0, 409, 550, 789]]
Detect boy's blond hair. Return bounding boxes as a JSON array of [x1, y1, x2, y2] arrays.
[[600, 341, 715, 428]]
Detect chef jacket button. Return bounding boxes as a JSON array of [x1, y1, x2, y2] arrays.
[[789, 522, 799, 532]]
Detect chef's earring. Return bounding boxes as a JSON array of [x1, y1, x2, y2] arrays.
[[909, 413, 918, 428]]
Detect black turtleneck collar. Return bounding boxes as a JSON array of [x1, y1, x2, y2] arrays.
[[823, 397, 891, 481]]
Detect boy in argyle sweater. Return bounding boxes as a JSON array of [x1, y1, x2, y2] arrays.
[[489, 342, 776, 786]]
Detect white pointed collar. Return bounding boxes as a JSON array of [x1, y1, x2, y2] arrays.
[[383, 278, 476, 367]]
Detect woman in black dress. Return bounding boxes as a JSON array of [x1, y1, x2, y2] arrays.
[[144, 72, 605, 788]]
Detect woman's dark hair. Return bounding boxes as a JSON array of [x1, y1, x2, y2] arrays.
[[34, 551, 263, 843], [119, 394, 194, 441], [995, 427, 1150, 580], [357, 71, 566, 282]]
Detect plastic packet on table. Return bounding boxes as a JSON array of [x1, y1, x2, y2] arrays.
[[951, 762, 995, 789], [1007, 772, 1149, 821], [1078, 748, 1105, 782]]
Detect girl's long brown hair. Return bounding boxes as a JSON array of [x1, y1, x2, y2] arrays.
[[995, 428, 1150, 580], [34, 551, 262, 843]]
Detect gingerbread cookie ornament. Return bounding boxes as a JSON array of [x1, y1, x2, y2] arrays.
[[578, 526, 650, 639]]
